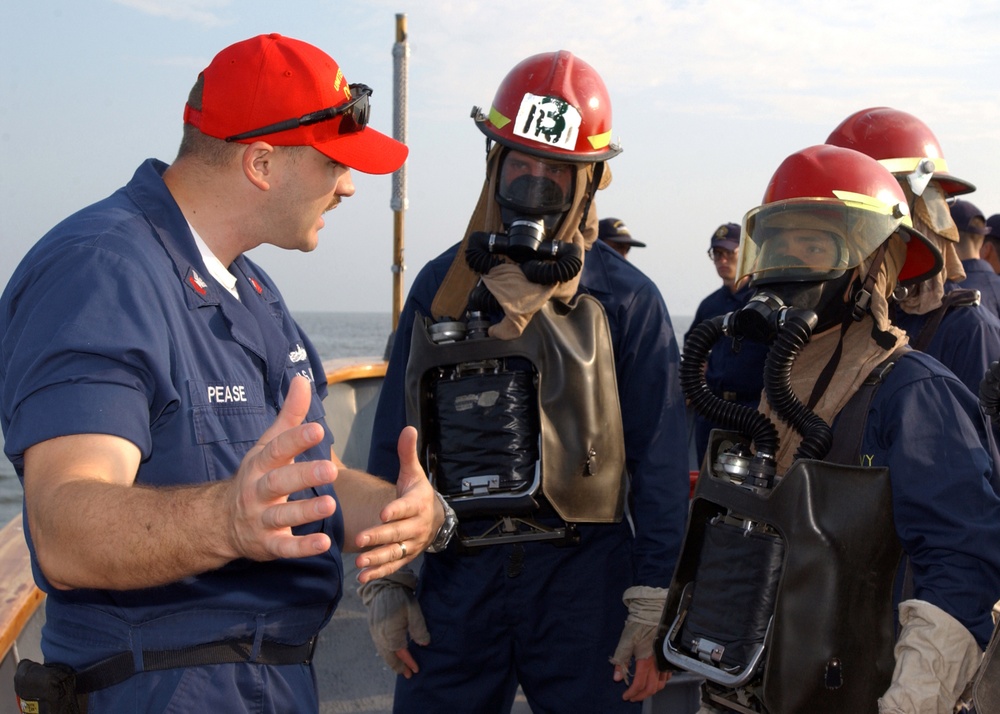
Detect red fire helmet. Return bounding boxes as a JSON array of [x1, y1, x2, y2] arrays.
[[825, 107, 974, 197], [472, 51, 621, 163], [739, 144, 942, 287]]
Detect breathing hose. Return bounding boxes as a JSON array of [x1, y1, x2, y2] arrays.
[[465, 232, 505, 274], [520, 243, 582, 285], [465, 231, 583, 285], [467, 281, 501, 315], [680, 314, 778, 456], [762, 309, 833, 461]]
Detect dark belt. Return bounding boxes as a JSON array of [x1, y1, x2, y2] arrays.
[[75, 636, 317, 694]]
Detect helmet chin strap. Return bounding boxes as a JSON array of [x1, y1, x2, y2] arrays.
[[805, 244, 892, 410]]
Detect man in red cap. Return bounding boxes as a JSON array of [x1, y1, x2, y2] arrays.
[[0, 34, 446, 713]]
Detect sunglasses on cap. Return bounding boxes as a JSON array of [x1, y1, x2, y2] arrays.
[[225, 83, 372, 143]]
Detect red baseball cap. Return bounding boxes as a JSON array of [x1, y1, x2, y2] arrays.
[[184, 34, 407, 175]]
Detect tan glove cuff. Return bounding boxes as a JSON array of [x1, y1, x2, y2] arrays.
[[622, 585, 668, 627], [357, 565, 429, 675], [878, 599, 983, 714], [610, 586, 669, 674], [357, 565, 417, 606]]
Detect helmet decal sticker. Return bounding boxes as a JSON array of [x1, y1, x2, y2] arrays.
[[512, 93, 581, 150]]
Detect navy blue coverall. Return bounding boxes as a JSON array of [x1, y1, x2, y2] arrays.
[[0, 160, 341, 713], [368, 239, 690, 713]]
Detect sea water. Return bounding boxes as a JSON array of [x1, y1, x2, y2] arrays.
[[0, 310, 694, 526]]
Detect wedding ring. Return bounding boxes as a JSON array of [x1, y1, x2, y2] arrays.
[[399, 542, 407, 558]]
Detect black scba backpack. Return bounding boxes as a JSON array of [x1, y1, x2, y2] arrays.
[[405, 295, 627, 547], [657, 353, 906, 713]]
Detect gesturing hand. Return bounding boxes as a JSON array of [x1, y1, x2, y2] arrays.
[[354, 426, 441, 584], [225, 375, 338, 562]]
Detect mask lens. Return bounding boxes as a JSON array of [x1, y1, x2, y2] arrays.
[[757, 227, 843, 276], [497, 152, 575, 214], [914, 182, 959, 241]]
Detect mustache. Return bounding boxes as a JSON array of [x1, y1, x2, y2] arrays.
[[324, 197, 341, 213]]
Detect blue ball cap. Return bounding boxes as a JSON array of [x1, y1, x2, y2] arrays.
[[950, 199, 990, 235], [598, 217, 646, 247], [710, 222, 741, 251]]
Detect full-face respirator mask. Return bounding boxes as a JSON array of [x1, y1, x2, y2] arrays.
[[465, 150, 583, 286], [727, 273, 857, 347], [690, 203, 897, 472]]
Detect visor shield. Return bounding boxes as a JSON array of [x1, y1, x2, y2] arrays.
[[738, 196, 908, 286], [914, 182, 959, 242]]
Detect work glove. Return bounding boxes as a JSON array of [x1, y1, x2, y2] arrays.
[[357, 566, 430, 675], [609, 585, 668, 684], [878, 599, 982, 714]]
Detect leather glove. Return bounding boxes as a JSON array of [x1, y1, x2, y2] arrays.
[[357, 567, 430, 674], [878, 599, 983, 714], [609, 585, 668, 683]]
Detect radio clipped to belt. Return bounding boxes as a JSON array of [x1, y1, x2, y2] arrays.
[[13, 636, 316, 713], [14, 659, 82, 714], [404, 294, 627, 549]]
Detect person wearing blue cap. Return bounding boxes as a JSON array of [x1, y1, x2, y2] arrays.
[[948, 198, 1000, 322], [683, 223, 769, 467], [982, 214, 1000, 275], [599, 217, 647, 259]]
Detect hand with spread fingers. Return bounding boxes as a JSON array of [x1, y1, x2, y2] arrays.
[[22, 375, 341, 591], [223, 375, 340, 564], [330, 425, 445, 584]]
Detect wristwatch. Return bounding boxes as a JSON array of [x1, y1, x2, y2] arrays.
[[427, 490, 458, 553]]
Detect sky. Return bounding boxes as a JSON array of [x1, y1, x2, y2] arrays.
[[3, 1, 1000, 326]]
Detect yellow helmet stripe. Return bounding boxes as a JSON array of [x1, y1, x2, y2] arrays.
[[587, 130, 612, 151], [488, 106, 511, 130], [832, 189, 913, 227], [878, 157, 950, 175]]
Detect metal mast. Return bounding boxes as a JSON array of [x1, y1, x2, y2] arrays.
[[390, 13, 409, 331]]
